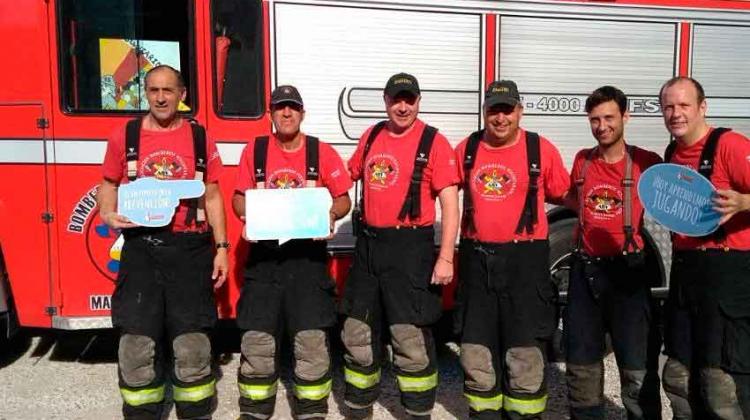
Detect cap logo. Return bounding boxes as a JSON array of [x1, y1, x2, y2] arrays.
[[492, 87, 509, 93], [394, 78, 413, 85], [283, 87, 291, 93]]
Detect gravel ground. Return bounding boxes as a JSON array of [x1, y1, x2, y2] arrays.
[[0, 329, 672, 419]]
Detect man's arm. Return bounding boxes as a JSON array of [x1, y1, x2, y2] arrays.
[[433, 185, 459, 285], [205, 182, 229, 289], [232, 191, 245, 220], [97, 178, 138, 229]]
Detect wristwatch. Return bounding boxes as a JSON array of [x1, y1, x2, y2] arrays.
[[215, 241, 231, 250]]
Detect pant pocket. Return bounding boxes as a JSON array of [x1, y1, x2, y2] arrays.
[[339, 264, 378, 322], [719, 297, 750, 373]]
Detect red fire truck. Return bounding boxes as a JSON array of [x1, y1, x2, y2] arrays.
[[1, 0, 749, 339]]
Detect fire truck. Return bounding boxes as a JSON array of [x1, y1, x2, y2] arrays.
[[1, 0, 749, 339]]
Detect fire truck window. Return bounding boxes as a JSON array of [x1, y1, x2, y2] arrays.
[[212, 0, 265, 117], [58, 0, 195, 113]]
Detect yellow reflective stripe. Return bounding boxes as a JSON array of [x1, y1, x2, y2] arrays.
[[238, 380, 279, 401], [120, 384, 165, 406], [294, 379, 333, 401], [503, 394, 548, 415], [396, 372, 438, 392], [173, 379, 216, 402], [465, 392, 503, 411], [344, 367, 381, 389]]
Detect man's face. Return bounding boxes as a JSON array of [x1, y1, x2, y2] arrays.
[[660, 80, 707, 141], [484, 103, 523, 143], [270, 102, 304, 138], [145, 69, 186, 124], [587, 100, 628, 147], [384, 93, 420, 132]]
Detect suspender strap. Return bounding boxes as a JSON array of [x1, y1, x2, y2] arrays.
[[354, 121, 388, 220], [621, 145, 638, 254], [125, 118, 142, 181], [461, 130, 483, 234], [515, 131, 541, 235], [575, 148, 596, 250], [697, 127, 730, 179], [253, 136, 270, 189], [398, 125, 438, 221], [184, 122, 208, 225], [664, 141, 677, 164], [305, 135, 320, 187]]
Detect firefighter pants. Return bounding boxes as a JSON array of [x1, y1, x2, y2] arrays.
[[565, 253, 662, 420], [663, 250, 750, 420], [454, 239, 557, 420], [112, 229, 218, 420], [236, 240, 336, 419], [340, 225, 442, 417]]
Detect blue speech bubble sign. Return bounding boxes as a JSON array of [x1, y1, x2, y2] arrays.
[[118, 177, 205, 227], [638, 163, 720, 237], [244, 188, 333, 244]]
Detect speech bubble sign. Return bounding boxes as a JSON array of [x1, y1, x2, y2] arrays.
[[638, 163, 720, 237], [118, 177, 205, 227], [244, 188, 333, 244]]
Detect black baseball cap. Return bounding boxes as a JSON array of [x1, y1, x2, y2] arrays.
[[384, 73, 420, 98], [485, 80, 520, 108], [270, 85, 304, 108]]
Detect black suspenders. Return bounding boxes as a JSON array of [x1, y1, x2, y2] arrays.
[[461, 129, 483, 234], [398, 125, 438, 221], [515, 131, 542, 235], [252, 135, 320, 189]]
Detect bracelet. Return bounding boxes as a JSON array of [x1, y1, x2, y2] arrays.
[[438, 256, 453, 265]]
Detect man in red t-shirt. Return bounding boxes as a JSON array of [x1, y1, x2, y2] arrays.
[[564, 86, 662, 420], [453, 80, 569, 419], [97, 65, 228, 420], [660, 77, 750, 419], [231, 85, 352, 420], [340, 73, 459, 419]]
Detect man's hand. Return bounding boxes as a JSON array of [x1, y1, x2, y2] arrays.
[[714, 189, 750, 225], [212, 249, 229, 289], [431, 256, 453, 285], [101, 211, 138, 229]]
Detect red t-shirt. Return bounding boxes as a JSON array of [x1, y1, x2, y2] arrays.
[[569, 146, 662, 257], [455, 130, 570, 243], [235, 133, 352, 198], [668, 128, 750, 251], [348, 119, 459, 227], [101, 121, 224, 233]]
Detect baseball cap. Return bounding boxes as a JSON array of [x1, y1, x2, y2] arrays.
[[270, 85, 303, 108], [384, 73, 420, 98], [485, 80, 521, 108]]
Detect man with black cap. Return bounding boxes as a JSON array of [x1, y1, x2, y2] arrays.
[[232, 85, 352, 420], [340, 73, 459, 419], [453, 80, 569, 419]]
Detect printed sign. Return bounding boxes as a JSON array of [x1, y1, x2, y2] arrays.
[[118, 178, 205, 227], [244, 188, 332, 244], [638, 163, 720, 237]]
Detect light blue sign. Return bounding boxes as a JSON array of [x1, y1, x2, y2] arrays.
[[118, 177, 205, 227], [245, 188, 332, 243], [638, 163, 720, 237]]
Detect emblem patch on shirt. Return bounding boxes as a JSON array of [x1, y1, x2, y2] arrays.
[[472, 164, 516, 201], [269, 168, 304, 189], [141, 151, 188, 180], [366, 154, 399, 190], [585, 184, 623, 220]]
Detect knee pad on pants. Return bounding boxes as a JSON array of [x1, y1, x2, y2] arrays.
[[460, 343, 496, 392], [566, 362, 603, 408], [240, 331, 276, 378], [342, 317, 374, 368], [390, 324, 429, 373], [172, 332, 212, 383], [505, 346, 544, 394], [662, 358, 690, 400], [119, 334, 156, 387], [293, 329, 330, 381], [700, 367, 744, 419]]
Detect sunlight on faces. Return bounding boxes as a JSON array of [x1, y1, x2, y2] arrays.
[[145, 68, 186, 125], [270, 102, 305, 138], [660, 80, 707, 142], [384, 92, 420, 133], [588, 100, 629, 147], [484, 103, 523, 144]]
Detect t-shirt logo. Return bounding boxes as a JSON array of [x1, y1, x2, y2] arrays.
[[141, 151, 188, 180], [269, 168, 304, 189], [472, 164, 516, 201], [366, 154, 399, 190], [585, 184, 623, 220]]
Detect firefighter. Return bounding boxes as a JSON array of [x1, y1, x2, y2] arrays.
[[564, 86, 662, 419], [454, 80, 569, 419], [660, 77, 750, 419], [340, 73, 460, 419], [231, 85, 352, 420], [97, 65, 228, 420]]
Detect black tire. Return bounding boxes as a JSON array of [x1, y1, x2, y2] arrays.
[[547, 218, 576, 362]]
